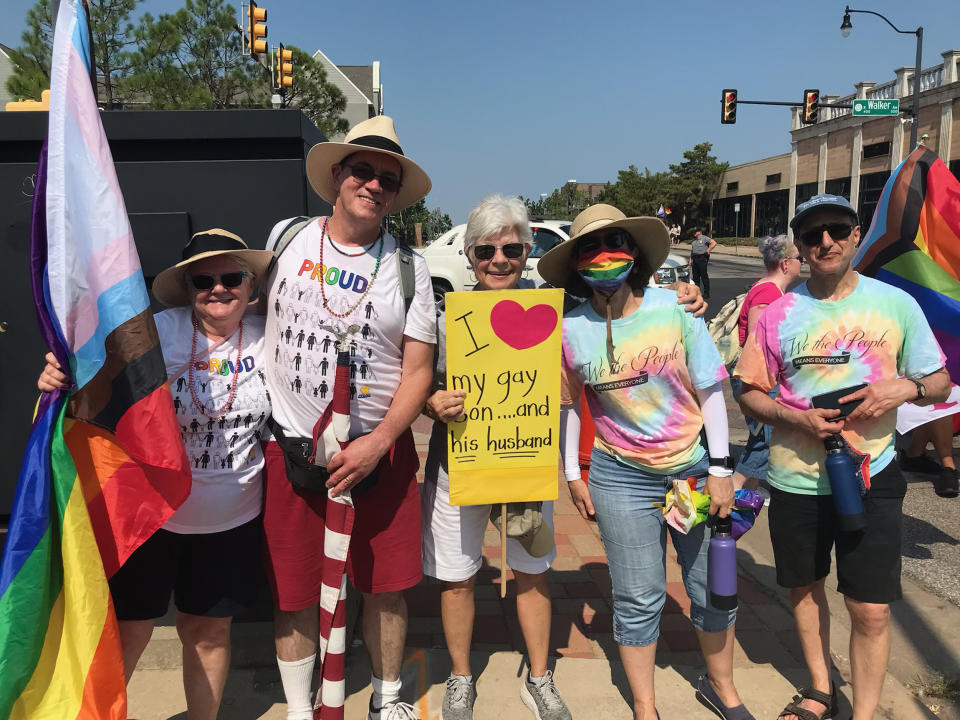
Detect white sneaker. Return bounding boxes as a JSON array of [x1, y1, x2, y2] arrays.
[[519, 671, 571, 720], [367, 698, 419, 720]]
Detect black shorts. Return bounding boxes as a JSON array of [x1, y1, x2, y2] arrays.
[[768, 462, 905, 604], [109, 517, 263, 620]]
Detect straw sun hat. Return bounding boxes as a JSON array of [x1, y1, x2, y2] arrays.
[[305, 115, 432, 213], [151, 228, 274, 307]]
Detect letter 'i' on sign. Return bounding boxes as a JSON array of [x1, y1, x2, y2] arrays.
[[276, 43, 293, 88], [721, 89, 737, 124], [248, 1, 267, 57], [803, 89, 819, 125]]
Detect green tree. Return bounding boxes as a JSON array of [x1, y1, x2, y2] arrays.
[[597, 166, 671, 217], [667, 142, 728, 234], [389, 199, 453, 245], [89, 0, 139, 107], [126, 0, 269, 109], [283, 46, 348, 138], [523, 182, 592, 221], [6, 0, 140, 105], [5, 1, 54, 101], [428, 207, 453, 240]]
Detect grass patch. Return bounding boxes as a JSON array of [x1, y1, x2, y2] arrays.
[[714, 236, 760, 247], [909, 671, 960, 700]]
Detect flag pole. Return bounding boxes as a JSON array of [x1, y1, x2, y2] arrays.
[[500, 503, 507, 598]]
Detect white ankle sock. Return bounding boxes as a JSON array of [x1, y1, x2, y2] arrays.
[[371, 675, 401, 709], [277, 654, 316, 720]]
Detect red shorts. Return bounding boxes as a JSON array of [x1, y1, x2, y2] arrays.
[[262, 429, 422, 610]]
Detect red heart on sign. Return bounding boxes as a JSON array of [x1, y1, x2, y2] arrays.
[[489, 300, 558, 350]]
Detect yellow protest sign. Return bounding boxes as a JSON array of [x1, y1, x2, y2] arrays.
[[445, 288, 563, 505]]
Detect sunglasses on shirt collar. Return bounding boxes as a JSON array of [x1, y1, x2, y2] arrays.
[[472, 242, 525, 260], [187, 271, 248, 290], [798, 223, 854, 247]]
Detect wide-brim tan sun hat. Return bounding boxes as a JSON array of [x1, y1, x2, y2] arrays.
[[305, 115, 432, 213], [537, 204, 670, 293], [151, 228, 275, 307]]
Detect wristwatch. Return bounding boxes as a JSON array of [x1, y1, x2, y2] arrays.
[[709, 456, 735, 470], [911, 378, 926, 401]]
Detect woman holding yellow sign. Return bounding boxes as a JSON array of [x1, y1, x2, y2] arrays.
[[542, 205, 755, 720], [421, 196, 707, 720]]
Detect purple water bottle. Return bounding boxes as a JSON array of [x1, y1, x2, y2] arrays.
[[708, 516, 738, 610], [824, 434, 867, 532]]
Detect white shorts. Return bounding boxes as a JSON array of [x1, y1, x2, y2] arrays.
[[421, 475, 556, 582]]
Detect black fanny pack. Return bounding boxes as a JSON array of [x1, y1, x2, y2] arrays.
[[269, 419, 378, 496], [269, 419, 330, 492]]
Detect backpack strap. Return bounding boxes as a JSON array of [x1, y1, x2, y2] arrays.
[[396, 241, 416, 315], [266, 216, 314, 276]]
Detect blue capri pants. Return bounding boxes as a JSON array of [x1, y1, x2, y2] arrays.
[[588, 448, 737, 646]]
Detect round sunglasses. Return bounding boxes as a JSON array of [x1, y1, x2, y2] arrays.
[[341, 162, 402, 193], [471, 242, 525, 261], [188, 271, 248, 290], [798, 223, 854, 247]]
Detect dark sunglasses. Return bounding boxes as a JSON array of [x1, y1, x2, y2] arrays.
[[341, 162, 402, 193], [188, 271, 247, 290], [798, 223, 854, 247], [472, 242, 525, 261], [577, 230, 634, 255]]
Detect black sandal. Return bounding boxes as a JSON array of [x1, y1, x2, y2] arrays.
[[777, 685, 838, 720]]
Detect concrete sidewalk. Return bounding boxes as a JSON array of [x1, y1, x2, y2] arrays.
[[127, 409, 954, 719]]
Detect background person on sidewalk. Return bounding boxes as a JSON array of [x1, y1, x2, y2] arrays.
[[261, 116, 437, 720], [421, 194, 571, 720], [730, 235, 804, 493], [735, 194, 950, 720], [687, 228, 717, 299], [542, 205, 754, 720]]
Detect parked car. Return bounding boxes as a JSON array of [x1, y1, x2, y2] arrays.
[[422, 220, 690, 308]]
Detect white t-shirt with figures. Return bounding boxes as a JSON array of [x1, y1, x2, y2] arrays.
[[158, 307, 270, 534], [264, 217, 436, 439]]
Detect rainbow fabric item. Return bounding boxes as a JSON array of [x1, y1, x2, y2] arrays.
[[575, 248, 634, 292], [853, 145, 960, 385], [560, 287, 728, 472], [0, 2, 190, 718], [734, 276, 944, 495]]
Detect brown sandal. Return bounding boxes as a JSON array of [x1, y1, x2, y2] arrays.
[[777, 686, 838, 720]]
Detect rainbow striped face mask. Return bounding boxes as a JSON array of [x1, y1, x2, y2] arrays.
[[576, 247, 635, 292]]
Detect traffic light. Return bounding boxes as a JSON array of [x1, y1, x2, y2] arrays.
[[276, 43, 293, 89], [247, 1, 267, 57], [803, 89, 820, 125], [721, 89, 737, 124]]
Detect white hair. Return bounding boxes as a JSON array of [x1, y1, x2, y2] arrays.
[[463, 194, 533, 256], [758, 234, 792, 269]]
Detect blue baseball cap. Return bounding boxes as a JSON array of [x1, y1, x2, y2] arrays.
[[790, 194, 859, 233]]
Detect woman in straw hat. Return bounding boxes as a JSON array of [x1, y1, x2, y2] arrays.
[[38, 228, 274, 720], [540, 205, 755, 720]]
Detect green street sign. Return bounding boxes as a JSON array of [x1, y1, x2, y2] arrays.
[[852, 99, 900, 116]]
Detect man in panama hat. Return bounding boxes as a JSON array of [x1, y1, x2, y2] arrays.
[[261, 115, 437, 720]]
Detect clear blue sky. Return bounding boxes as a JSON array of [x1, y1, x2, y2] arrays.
[[6, 0, 959, 222]]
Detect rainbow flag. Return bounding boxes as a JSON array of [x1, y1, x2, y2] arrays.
[[0, 2, 190, 718], [853, 145, 960, 383]]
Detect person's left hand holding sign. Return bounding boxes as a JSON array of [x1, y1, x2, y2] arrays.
[[426, 389, 466, 423]]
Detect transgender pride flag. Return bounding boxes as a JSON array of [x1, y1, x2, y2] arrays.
[[0, 2, 190, 718]]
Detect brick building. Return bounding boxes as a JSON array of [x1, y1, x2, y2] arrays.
[[716, 49, 960, 237]]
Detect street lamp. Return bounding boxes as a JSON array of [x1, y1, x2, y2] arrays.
[[840, 6, 923, 149]]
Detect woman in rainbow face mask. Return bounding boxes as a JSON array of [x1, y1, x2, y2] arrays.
[[540, 205, 755, 720]]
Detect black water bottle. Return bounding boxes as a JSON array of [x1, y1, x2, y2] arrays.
[[708, 516, 738, 610], [824, 434, 867, 532]]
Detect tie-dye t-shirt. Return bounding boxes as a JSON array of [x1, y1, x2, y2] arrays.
[[735, 274, 945, 495], [560, 287, 728, 473]]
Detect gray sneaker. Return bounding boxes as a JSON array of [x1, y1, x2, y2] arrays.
[[440, 675, 476, 720], [520, 671, 572, 720]]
